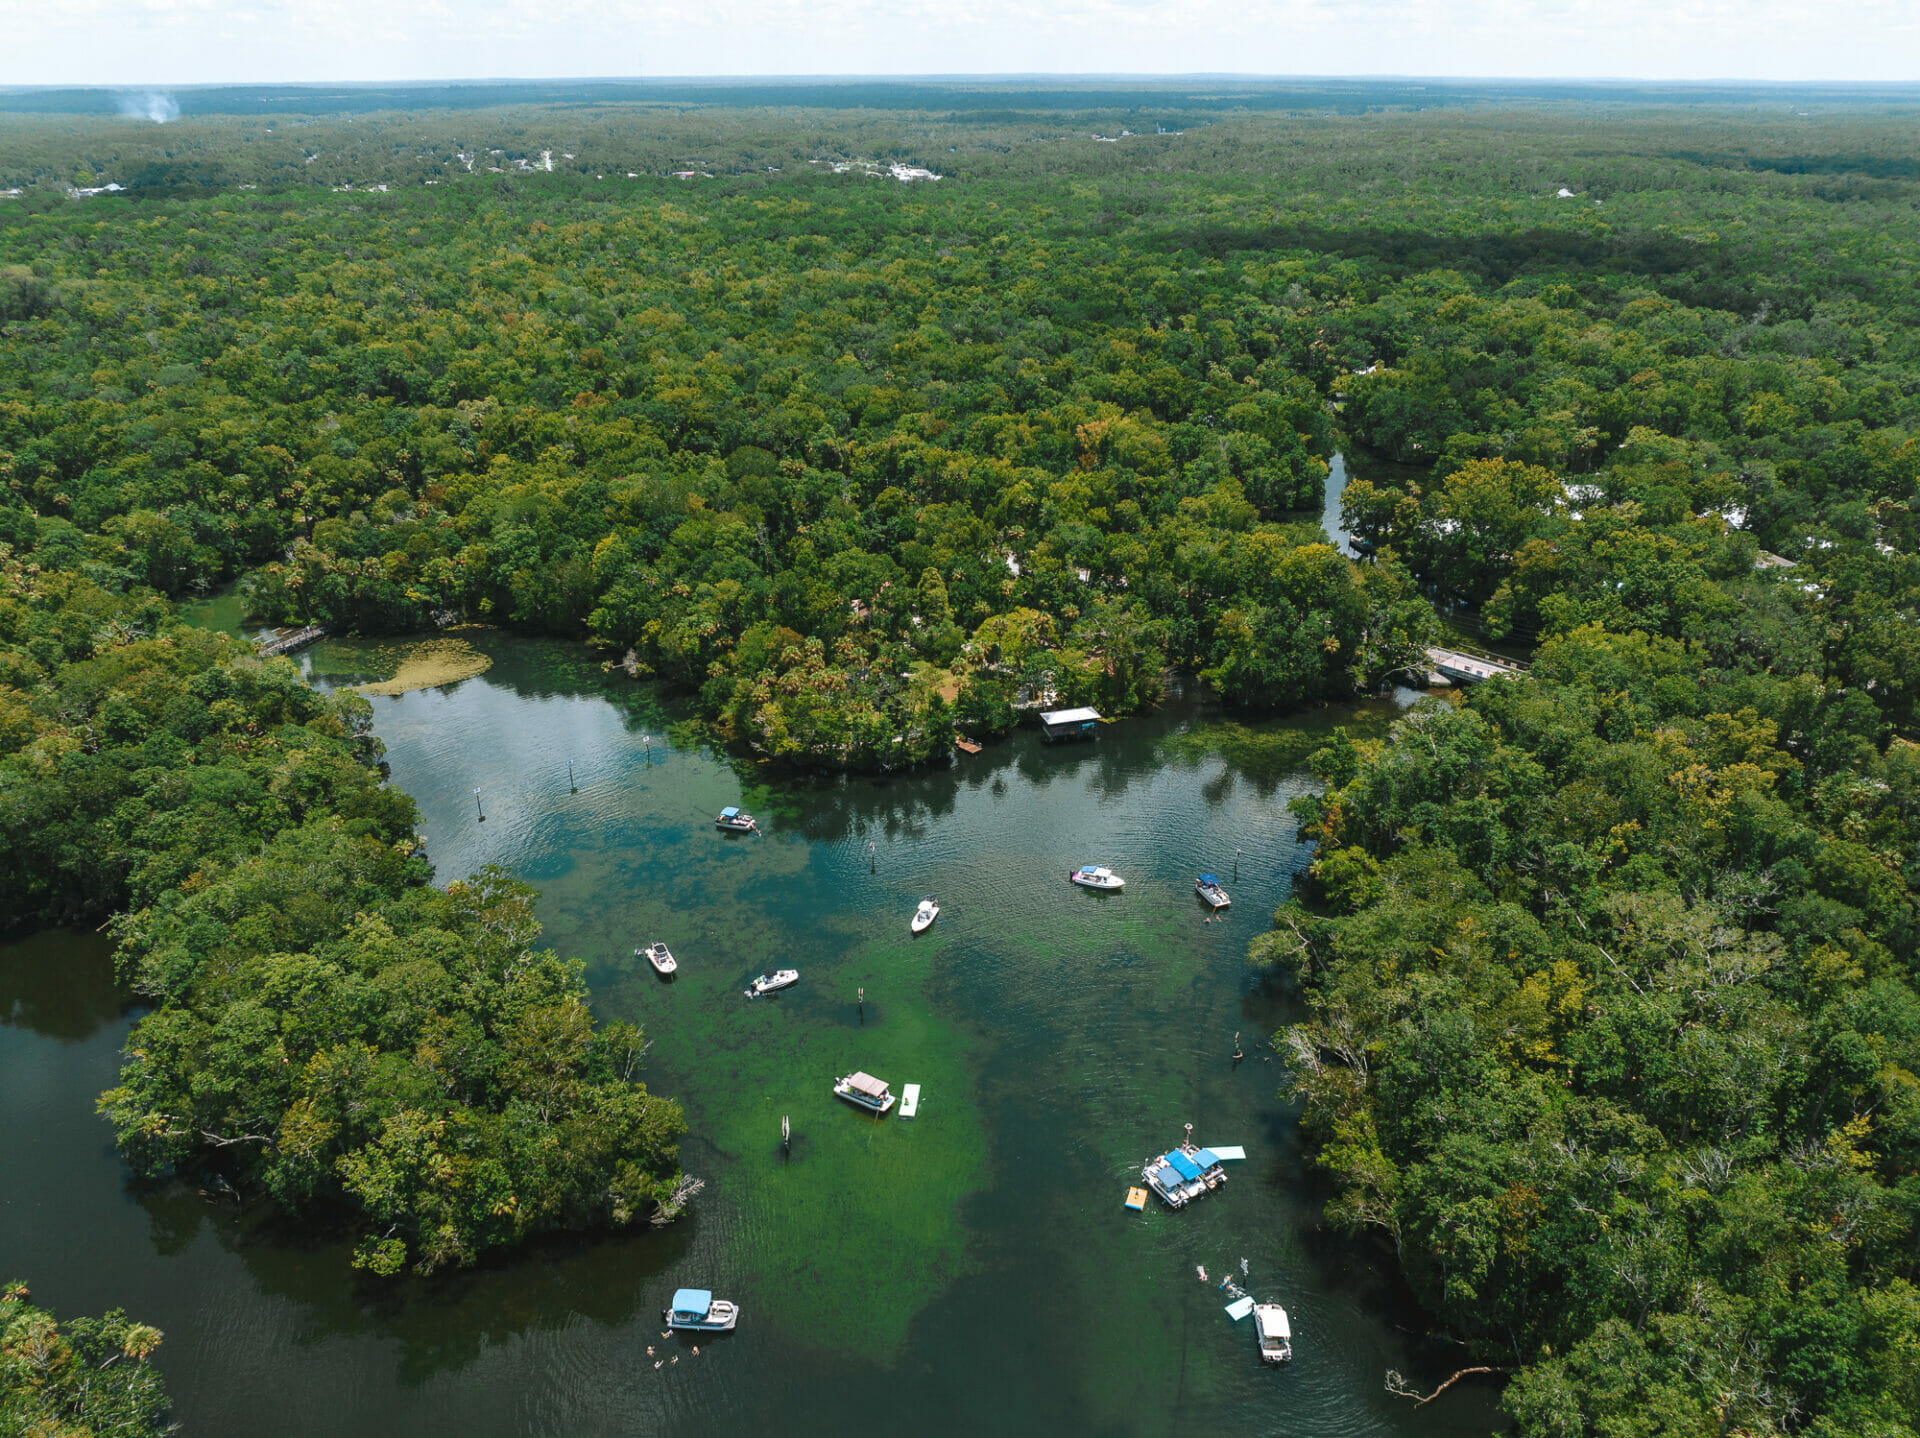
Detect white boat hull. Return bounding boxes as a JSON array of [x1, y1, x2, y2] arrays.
[[664, 1301, 739, 1332]]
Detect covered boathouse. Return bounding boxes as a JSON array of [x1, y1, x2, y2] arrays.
[[1038, 706, 1101, 743]]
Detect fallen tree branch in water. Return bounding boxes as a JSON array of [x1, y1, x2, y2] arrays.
[[1385, 1366, 1503, 1404]]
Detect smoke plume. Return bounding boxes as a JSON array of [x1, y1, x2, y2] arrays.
[[117, 92, 180, 124]]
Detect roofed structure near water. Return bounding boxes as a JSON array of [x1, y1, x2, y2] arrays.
[[671, 1289, 712, 1313], [1039, 706, 1101, 742]]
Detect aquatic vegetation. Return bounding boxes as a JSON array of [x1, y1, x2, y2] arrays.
[[348, 637, 494, 696]]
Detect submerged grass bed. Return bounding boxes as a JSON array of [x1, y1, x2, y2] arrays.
[[350, 638, 494, 696]]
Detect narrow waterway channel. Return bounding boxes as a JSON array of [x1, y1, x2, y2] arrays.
[[3, 462, 1505, 1436]]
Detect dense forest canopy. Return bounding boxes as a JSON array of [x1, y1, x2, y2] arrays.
[[4, 89, 1920, 1432], [0, 1281, 173, 1436]]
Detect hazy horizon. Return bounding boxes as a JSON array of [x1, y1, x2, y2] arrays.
[[5, 0, 1916, 91]]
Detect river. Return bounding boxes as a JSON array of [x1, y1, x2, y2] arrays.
[[3, 469, 1504, 1436]]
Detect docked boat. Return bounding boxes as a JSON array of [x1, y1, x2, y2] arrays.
[[1196, 873, 1231, 909], [1142, 1142, 1229, 1208], [1069, 865, 1124, 891], [746, 968, 799, 997], [715, 806, 758, 833], [833, 1071, 897, 1115], [910, 897, 940, 934], [662, 1288, 739, 1332], [1252, 1303, 1293, 1363], [640, 942, 677, 976]]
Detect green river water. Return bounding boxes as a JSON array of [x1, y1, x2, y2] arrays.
[[2, 457, 1507, 1435]]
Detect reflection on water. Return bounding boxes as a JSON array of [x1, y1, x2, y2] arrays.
[[2, 634, 1500, 1437]]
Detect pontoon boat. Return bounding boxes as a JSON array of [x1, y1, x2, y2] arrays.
[[662, 1289, 739, 1332], [833, 1071, 896, 1115], [1253, 1303, 1292, 1363]]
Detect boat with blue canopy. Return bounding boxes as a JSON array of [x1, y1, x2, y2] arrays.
[[1142, 1140, 1234, 1208], [1196, 874, 1231, 909], [715, 806, 758, 833], [662, 1288, 739, 1331], [1069, 864, 1124, 891]]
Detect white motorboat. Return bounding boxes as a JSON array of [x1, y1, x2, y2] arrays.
[[833, 1071, 897, 1115], [910, 897, 939, 934], [662, 1289, 739, 1332], [1253, 1303, 1293, 1363], [746, 968, 799, 997], [715, 806, 757, 833], [1197, 873, 1231, 909], [1069, 865, 1124, 891], [641, 942, 677, 976]]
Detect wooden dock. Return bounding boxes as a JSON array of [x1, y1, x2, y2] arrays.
[[256, 625, 326, 658], [1424, 645, 1528, 686], [954, 737, 983, 755]]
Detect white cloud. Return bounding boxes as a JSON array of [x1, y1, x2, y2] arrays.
[[0, 0, 1914, 85]]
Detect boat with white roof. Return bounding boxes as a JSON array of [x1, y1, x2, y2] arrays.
[[910, 897, 940, 934], [640, 942, 677, 977], [661, 1288, 738, 1332], [1252, 1303, 1293, 1363], [833, 1071, 897, 1115], [1069, 865, 1124, 891]]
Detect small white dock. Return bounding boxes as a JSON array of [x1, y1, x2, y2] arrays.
[[899, 1083, 921, 1119], [1425, 646, 1528, 685]]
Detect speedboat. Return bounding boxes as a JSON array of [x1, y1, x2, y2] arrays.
[[910, 897, 939, 934], [1197, 873, 1231, 909], [1252, 1303, 1292, 1363], [641, 942, 677, 976], [833, 1071, 897, 1115], [746, 968, 799, 997], [1070, 865, 1124, 891], [662, 1289, 739, 1332], [715, 806, 757, 833]]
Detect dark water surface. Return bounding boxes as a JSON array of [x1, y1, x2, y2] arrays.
[[3, 631, 1501, 1436]]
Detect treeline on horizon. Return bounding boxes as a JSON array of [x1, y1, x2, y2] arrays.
[[2, 99, 1919, 1434], [9, 75, 1920, 122]]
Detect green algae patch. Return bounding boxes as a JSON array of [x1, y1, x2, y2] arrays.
[[350, 638, 494, 696], [601, 923, 987, 1363], [717, 952, 985, 1357]]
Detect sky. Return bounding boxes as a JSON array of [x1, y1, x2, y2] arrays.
[[0, 0, 1916, 88]]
